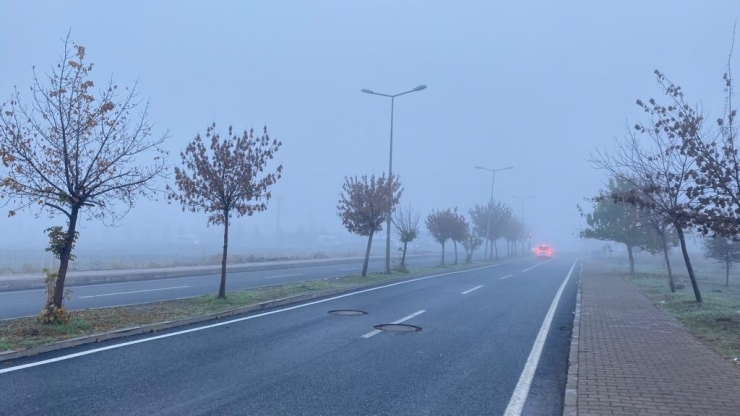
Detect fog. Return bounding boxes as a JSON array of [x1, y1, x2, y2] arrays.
[[1, 1, 739, 270]]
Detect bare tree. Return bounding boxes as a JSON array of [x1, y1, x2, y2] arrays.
[[0, 36, 167, 322], [461, 225, 483, 263], [450, 209, 468, 265], [337, 173, 402, 276], [168, 123, 282, 299], [590, 122, 697, 295], [392, 204, 420, 267]]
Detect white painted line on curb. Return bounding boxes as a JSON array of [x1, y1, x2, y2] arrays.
[[0, 258, 530, 374], [461, 285, 483, 295], [503, 260, 578, 416], [500, 274, 514, 280], [263, 273, 302, 279], [361, 310, 426, 338], [79, 286, 190, 299], [340, 267, 357, 271], [521, 259, 553, 273]]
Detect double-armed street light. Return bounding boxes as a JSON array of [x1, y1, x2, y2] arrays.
[[475, 165, 513, 260], [512, 195, 535, 254], [362, 85, 427, 274]]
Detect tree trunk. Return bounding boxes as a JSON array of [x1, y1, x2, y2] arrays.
[[453, 241, 458, 265], [675, 225, 702, 303], [726, 255, 730, 288], [626, 244, 635, 276], [401, 241, 408, 266], [493, 240, 499, 259], [361, 233, 374, 276], [440, 241, 446, 265], [51, 206, 80, 309], [659, 229, 676, 293], [218, 209, 229, 299]]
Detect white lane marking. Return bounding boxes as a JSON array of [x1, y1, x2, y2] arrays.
[[503, 260, 578, 416], [0, 290, 40, 296], [263, 273, 302, 279], [361, 310, 426, 338], [0, 258, 530, 374], [79, 286, 190, 299], [521, 259, 553, 273], [461, 285, 483, 295], [499, 274, 514, 280]]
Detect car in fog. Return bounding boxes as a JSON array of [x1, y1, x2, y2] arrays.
[[533, 244, 553, 259]]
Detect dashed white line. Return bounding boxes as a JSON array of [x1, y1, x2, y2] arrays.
[[503, 260, 578, 416], [263, 273, 303, 279], [79, 286, 190, 298], [0, 259, 528, 374], [361, 310, 426, 338], [461, 285, 483, 295], [500, 274, 514, 280], [521, 259, 553, 273]]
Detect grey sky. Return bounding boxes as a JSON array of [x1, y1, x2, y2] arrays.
[[2, 1, 739, 256]]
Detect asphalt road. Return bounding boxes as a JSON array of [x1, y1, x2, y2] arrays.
[[0, 257, 579, 416], [0, 255, 441, 320]]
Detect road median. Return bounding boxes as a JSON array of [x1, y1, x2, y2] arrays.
[[0, 254, 436, 291]]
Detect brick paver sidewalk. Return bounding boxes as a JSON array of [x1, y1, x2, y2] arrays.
[[575, 262, 740, 416]]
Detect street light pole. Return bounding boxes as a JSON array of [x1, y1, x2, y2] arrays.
[[362, 85, 426, 274], [512, 195, 534, 255], [475, 166, 512, 260]]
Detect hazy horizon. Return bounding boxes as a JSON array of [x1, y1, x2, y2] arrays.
[[2, 1, 739, 269]]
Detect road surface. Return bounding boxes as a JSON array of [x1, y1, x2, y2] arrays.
[[0, 257, 578, 415], [0, 256, 440, 320]]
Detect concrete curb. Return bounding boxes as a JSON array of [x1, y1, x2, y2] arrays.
[[0, 283, 388, 362], [0, 259, 521, 363], [563, 265, 582, 416]]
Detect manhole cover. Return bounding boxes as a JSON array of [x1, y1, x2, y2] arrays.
[[328, 310, 367, 316], [374, 324, 422, 332]]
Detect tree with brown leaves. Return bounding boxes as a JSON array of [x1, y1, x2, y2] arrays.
[[337, 173, 402, 276], [589, 122, 693, 295], [0, 36, 167, 323], [168, 123, 282, 299]]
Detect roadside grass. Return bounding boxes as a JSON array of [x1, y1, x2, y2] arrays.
[[601, 257, 740, 363], [0, 258, 502, 353]]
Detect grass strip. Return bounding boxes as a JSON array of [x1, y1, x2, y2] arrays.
[[0, 260, 500, 352], [603, 260, 740, 364]]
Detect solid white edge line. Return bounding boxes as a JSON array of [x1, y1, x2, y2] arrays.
[[361, 309, 426, 338], [499, 274, 514, 280], [461, 285, 483, 295], [0, 259, 529, 374], [503, 260, 578, 416], [79, 286, 190, 299], [521, 259, 553, 273]]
